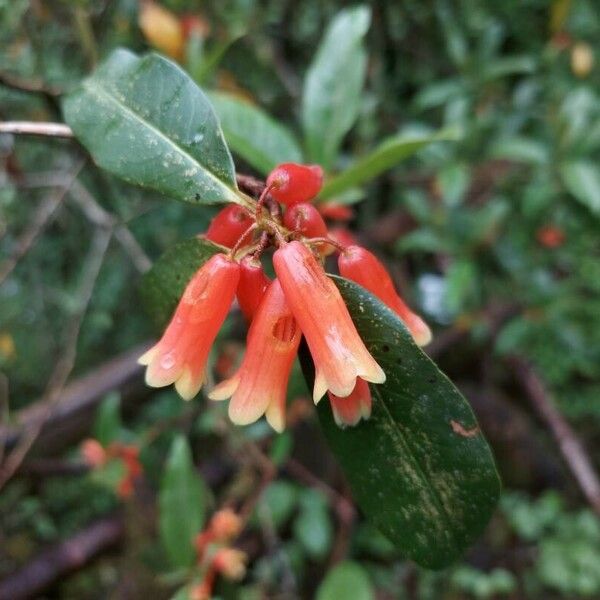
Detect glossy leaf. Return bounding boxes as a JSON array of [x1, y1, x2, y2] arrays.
[[159, 435, 206, 569], [209, 91, 303, 175], [560, 161, 600, 215], [140, 237, 223, 329], [301, 277, 501, 569], [316, 561, 374, 600], [302, 6, 371, 170], [319, 128, 460, 200], [63, 49, 247, 207]]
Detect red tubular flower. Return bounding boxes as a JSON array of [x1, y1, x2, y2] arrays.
[[338, 245, 432, 347], [209, 280, 301, 432], [273, 241, 385, 401], [205, 205, 253, 248], [139, 254, 240, 400], [236, 256, 270, 322], [266, 163, 323, 206], [328, 378, 372, 427]]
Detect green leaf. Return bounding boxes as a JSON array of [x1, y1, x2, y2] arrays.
[[316, 561, 374, 600], [93, 392, 122, 446], [560, 161, 600, 215], [293, 490, 333, 559], [140, 237, 223, 329], [255, 481, 298, 529], [319, 128, 460, 200], [159, 435, 206, 569], [301, 6, 371, 170], [209, 91, 303, 175], [301, 277, 501, 569], [490, 136, 549, 165], [63, 49, 247, 207]]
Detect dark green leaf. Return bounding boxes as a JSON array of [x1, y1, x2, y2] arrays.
[[63, 49, 249, 208], [316, 561, 374, 600], [209, 91, 303, 175], [560, 161, 600, 215], [302, 6, 371, 170], [140, 237, 223, 329], [159, 435, 206, 569], [302, 277, 501, 569], [319, 128, 460, 200], [93, 392, 122, 446]]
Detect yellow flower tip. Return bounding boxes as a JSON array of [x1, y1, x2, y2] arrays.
[[361, 363, 386, 386], [266, 405, 285, 433], [209, 376, 240, 401], [174, 368, 203, 401], [138, 346, 158, 366], [312, 370, 329, 404], [410, 316, 433, 347], [228, 400, 265, 427], [145, 368, 175, 389]]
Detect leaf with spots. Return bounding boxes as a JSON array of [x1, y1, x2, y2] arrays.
[[300, 276, 501, 569], [63, 49, 250, 208], [139, 236, 223, 329]]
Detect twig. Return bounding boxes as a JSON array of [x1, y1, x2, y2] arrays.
[[69, 180, 152, 273], [0, 228, 112, 489], [11, 173, 152, 273], [0, 161, 84, 286], [0, 121, 74, 138], [510, 356, 600, 515], [0, 516, 124, 600], [0, 343, 148, 457], [0, 72, 62, 97]]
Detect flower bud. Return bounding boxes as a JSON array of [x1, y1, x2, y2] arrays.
[[283, 203, 328, 239], [212, 548, 247, 580], [205, 205, 253, 249], [80, 438, 106, 468], [208, 508, 242, 542], [266, 163, 323, 206]]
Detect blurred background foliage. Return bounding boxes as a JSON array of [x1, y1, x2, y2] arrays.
[[0, 0, 600, 598]]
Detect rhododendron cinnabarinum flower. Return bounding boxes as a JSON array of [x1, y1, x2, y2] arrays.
[[328, 378, 372, 427], [338, 245, 432, 347], [210, 279, 300, 432], [138, 254, 240, 400], [273, 241, 385, 401]]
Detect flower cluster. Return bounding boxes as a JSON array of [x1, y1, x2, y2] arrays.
[[139, 163, 431, 429], [190, 508, 247, 599], [80, 439, 143, 498]]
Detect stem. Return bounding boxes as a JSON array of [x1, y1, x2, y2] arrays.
[[306, 236, 346, 253], [229, 223, 258, 259], [0, 121, 74, 138]]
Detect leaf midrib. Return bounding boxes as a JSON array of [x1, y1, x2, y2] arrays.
[[83, 79, 240, 203], [372, 363, 458, 549]]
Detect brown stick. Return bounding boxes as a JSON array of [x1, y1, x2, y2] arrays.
[[0, 516, 124, 600], [0, 121, 73, 138], [510, 356, 600, 515], [0, 343, 149, 456]]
